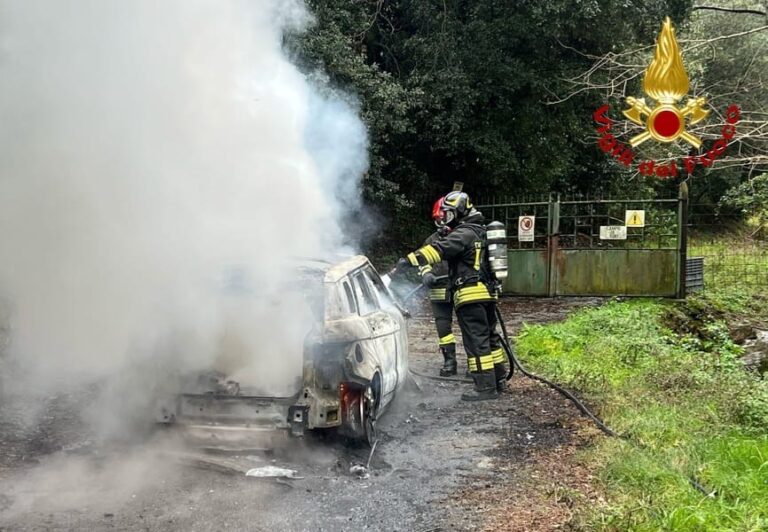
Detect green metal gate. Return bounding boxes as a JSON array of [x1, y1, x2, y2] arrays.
[[479, 189, 687, 297]]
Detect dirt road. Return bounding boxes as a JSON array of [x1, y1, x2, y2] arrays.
[[0, 297, 601, 531]]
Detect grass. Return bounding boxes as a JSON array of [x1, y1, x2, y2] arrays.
[[516, 292, 768, 531], [689, 236, 768, 292]]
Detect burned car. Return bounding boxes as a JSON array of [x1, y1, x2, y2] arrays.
[[157, 256, 409, 446]]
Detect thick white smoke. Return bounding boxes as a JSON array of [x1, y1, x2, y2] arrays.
[[0, 1, 367, 411]]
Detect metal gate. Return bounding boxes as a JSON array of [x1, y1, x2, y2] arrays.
[[479, 190, 687, 297]]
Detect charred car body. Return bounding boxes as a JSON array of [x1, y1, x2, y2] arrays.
[[157, 256, 408, 446]]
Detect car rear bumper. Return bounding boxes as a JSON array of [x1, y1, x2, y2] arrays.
[[157, 389, 344, 442]]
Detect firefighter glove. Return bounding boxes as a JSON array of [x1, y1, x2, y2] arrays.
[[421, 271, 439, 288], [395, 257, 411, 273]]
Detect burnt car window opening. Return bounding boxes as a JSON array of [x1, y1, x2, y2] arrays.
[[353, 272, 378, 315], [364, 269, 392, 308], [342, 280, 357, 314]]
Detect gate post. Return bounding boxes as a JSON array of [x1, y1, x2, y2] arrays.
[[547, 193, 560, 297], [677, 181, 689, 299]]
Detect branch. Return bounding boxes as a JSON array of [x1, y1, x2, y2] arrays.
[[545, 26, 768, 104], [355, 0, 386, 42], [693, 6, 767, 17], [545, 22, 768, 177], [683, 25, 768, 51]]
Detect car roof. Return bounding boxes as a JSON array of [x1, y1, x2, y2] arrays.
[[289, 255, 372, 284], [324, 255, 371, 283]]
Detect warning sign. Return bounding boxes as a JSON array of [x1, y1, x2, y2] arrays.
[[625, 210, 645, 228], [600, 225, 627, 240], [518, 216, 535, 242]]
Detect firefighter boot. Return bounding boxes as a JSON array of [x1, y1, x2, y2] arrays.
[[494, 363, 508, 393], [439, 345, 457, 376], [461, 371, 499, 401]]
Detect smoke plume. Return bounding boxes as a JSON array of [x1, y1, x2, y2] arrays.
[[0, 0, 367, 429]]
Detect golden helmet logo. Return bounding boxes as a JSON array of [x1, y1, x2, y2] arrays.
[[593, 18, 740, 178], [623, 17, 710, 148]]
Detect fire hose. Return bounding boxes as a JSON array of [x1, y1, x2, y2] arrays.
[[493, 305, 714, 497], [390, 263, 713, 496], [495, 305, 618, 437], [401, 282, 713, 495]]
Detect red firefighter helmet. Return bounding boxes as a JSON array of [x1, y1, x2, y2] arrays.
[[432, 196, 445, 227]]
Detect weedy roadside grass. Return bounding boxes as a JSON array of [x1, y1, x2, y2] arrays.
[[516, 289, 768, 531], [689, 236, 768, 292]]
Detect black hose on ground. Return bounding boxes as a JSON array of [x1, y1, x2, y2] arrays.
[[494, 303, 516, 382], [493, 305, 714, 497], [498, 336, 621, 438], [398, 281, 712, 496], [495, 305, 619, 437]]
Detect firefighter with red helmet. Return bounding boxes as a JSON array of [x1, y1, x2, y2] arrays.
[[400, 191, 507, 400], [423, 197, 458, 376]]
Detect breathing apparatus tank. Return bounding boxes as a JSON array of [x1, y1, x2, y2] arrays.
[[486, 221, 508, 282]]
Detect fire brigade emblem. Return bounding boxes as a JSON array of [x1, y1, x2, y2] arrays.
[[623, 17, 710, 148]]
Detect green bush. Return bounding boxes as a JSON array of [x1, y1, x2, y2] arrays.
[[516, 296, 768, 530]]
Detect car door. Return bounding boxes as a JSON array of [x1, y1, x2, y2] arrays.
[[350, 269, 398, 400], [361, 267, 404, 397]]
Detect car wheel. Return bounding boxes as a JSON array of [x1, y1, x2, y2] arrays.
[[340, 382, 378, 446], [362, 385, 377, 446]]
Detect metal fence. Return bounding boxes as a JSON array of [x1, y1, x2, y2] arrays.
[[476, 193, 768, 297], [410, 190, 768, 296], [688, 204, 768, 293], [478, 194, 685, 297]]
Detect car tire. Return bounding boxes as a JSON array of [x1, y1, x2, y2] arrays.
[[362, 384, 377, 446]]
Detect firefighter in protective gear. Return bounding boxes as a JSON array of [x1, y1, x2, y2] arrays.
[[423, 197, 457, 376], [405, 191, 507, 400]]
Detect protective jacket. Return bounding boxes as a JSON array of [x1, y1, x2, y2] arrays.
[[408, 211, 495, 308], [422, 231, 451, 303]]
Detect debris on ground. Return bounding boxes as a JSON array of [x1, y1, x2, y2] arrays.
[[0, 297, 602, 531], [245, 466, 302, 479], [349, 439, 378, 479], [348, 464, 370, 479]]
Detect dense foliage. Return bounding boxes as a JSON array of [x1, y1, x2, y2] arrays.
[[683, 6, 768, 207], [287, 0, 767, 252]]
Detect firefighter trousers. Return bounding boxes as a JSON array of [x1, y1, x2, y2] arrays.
[[455, 301, 505, 372], [430, 300, 455, 348]]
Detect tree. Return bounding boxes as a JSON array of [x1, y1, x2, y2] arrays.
[[289, 0, 697, 252], [547, 2, 768, 203]]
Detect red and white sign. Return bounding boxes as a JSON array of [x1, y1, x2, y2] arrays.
[[518, 216, 535, 242]]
